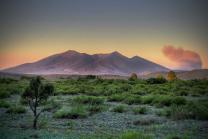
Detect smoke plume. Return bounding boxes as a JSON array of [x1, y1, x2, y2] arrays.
[[162, 45, 202, 70]]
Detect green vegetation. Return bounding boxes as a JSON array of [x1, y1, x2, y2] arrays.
[[54, 105, 88, 119], [21, 76, 54, 129], [6, 105, 26, 114], [112, 105, 127, 113], [167, 99, 208, 120], [132, 106, 147, 114], [73, 95, 104, 105], [0, 76, 208, 138], [120, 131, 153, 139], [0, 100, 10, 108]]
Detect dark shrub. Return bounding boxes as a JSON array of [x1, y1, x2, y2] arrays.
[[54, 106, 88, 119], [7, 105, 26, 114], [146, 77, 167, 84], [132, 107, 147, 114], [0, 100, 10, 108], [112, 105, 127, 113], [73, 95, 104, 105], [124, 95, 141, 105]]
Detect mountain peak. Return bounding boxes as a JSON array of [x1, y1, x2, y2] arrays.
[[109, 51, 125, 57], [64, 50, 79, 54]]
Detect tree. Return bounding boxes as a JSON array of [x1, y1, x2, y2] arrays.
[[22, 76, 54, 129], [167, 71, 177, 81], [129, 73, 138, 81]]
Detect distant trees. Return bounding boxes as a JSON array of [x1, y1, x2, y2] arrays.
[[146, 75, 167, 84], [167, 71, 177, 81], [129, 73, 138, 81], [22, 76, 54, 129]]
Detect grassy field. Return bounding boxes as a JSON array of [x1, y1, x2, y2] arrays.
[[0, 76, 208, 139]]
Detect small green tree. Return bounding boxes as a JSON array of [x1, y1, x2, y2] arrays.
[[167, 71, 177, 81], [22, 76, 54, 129], [129, 73, 138, 81]]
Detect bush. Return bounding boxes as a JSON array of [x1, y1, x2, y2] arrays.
[[43, 99, 61, 112], [148, 95, 186, 107], [120, 131, 153, 139], [129, 73, 138, 81], [141, 95, 155, 104], [171, 97, 186, 105], [54, 106, 88, 119], [133, 118, 156, 126], [73, 96, 104, 105], [0, 100, 10, 108], [166, 100, 208, 120], [0, 91, 10, 99], [124, 96, 141, 105], [132, 107, 147, 114], [108, 94, 127, 102], [112, 105, 127, 113], [87, 105, 105, 114], [146, 77, 167, 84], [6, 105, 26, 114]]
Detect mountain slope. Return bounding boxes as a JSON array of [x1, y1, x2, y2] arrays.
[[2, 50, 169, 75]]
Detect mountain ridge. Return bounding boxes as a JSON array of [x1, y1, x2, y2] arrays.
[[2, 50, 169, 75]]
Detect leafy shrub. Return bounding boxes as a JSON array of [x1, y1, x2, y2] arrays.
[[0, 100, 10, 108], [0, 78, 17, 84], [124, 96, 141, 105], [54, 106, 88, 119], [108, 93, 127, 102], [167, 100, 208, 120], [6, 105, 26, 114], [141, 95, 155, 104], [129, 73, 138, 81], [73, 95, 104, 105], [132, 107, 147, 114], [148, 95, 186, 107], [87, 105, 105, 114], [120, 131, 153, 139], [0, 91, 10, 99], [133, 118, 157, 126], [112, 105, 127, 113], [44, 99, 61, 112], [171, 97, 186, 105], [146, 77, 167, 84]]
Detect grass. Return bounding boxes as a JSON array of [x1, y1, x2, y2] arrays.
[[164, 99, 208, 120], [87, 104, 106, 114], [132, 106, 147, 114], [0, 100, 10, 108], [6, 105, 26, 114], [108, 93, 127, 102], [133, 118, 157, 126], [112, 105, 127, 113], [124, 95, 141, 105], [141, 95, 187, 107], [54, 105, 88, 119], [43, 98, 61, 112], [120, 131, 153, 139]]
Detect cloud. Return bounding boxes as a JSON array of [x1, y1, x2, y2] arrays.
[[162, 45, 202, 70]]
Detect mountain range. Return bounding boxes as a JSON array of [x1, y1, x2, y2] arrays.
[[2, 50, 169, 75]]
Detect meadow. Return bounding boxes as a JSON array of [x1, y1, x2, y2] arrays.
[[0, 76, 208, 139]]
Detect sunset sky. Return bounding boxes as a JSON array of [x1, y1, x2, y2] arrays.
[[0, 0, 208, 70]]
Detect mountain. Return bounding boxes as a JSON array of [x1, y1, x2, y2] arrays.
[[2, 50, 169, 75]]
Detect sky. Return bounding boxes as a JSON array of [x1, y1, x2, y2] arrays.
[[0, 0, 208, 70]]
